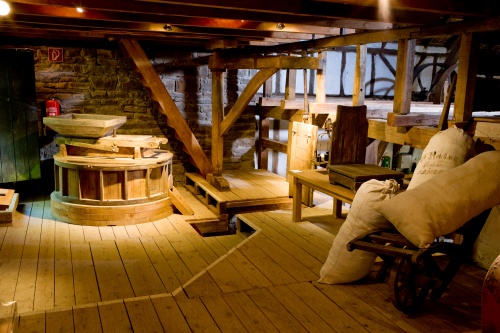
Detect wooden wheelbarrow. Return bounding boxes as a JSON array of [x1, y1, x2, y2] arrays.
[[347, 209, 492, 313]]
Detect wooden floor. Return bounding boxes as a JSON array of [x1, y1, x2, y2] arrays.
[[0, 192, 486, 332]]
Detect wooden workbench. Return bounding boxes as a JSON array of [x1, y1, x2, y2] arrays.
[[289, 169, 355, 222]]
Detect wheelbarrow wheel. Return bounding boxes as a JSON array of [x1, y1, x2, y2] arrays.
[[389, 257, 431, 313]]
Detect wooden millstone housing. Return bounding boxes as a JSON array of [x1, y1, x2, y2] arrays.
[[0, 1, 500, 332]]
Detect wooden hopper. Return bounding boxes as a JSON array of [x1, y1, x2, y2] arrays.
[[43, 114, 127, 138]]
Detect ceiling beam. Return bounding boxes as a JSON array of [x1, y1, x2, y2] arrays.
[[3, 14, 322, 40], [9, 2, 344, 35], [9, 0, 435, 25], [310, 0, 498, 17], [256, 17, 500, 54]]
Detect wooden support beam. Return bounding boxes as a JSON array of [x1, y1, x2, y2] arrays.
[[118, 38, 212, 176], [209, 55, 322, 70], [220, 68, 278, 136], [211, 66, 225, 176], [368, 119, 438, 150], [454, 33, 480, 122], [261, 138, 288, 154], [393, 39, 416, 115], [352, 44, 367, 106], [285, 69, 297, 100], [386, 113, 443, 127], [315, 52, 327, 104]]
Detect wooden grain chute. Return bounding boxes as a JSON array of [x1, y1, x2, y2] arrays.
[[169, 186, 195, 216], [118, 38, 213, 177]]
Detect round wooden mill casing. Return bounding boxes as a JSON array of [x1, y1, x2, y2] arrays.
[[51, 150, 174, 226]]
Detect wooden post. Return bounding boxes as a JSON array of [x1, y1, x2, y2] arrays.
[[263, 77, 273, 98], [211, 67, 225, 176], [393, 39, 416, 115], [258, 117, 270, 169], [316, 52, 327, 104], [292, 177, 302, 222], [454, 33, 480, 122], [285, 69, 296, 100], [353, 44, 367, 106]]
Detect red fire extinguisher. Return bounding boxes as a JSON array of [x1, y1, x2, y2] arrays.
[[45, 97, 61, 133]]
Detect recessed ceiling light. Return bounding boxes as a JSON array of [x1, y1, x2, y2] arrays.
[[0, 1, 10, 16], [76, 7, 83, 13], [163, 24, 172, 31], [276, 23, 285, 30]]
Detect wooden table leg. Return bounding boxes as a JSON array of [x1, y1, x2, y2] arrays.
[[334, 198, 342, 219], [292, 177, 302, 222]]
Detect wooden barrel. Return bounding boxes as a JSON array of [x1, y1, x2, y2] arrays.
[[51, 150, 174, 226]]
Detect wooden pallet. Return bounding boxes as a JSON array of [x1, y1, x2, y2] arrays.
[[185, 169, 293, 218]]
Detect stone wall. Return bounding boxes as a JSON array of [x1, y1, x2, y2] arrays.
[[33, 43, 255, 186]]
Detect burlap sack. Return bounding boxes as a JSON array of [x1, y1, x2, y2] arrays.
[[318, 179, 400, 284], [408, 126, 474, 190], [372, 151, 500, 248]]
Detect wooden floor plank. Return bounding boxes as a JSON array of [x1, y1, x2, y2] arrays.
[[98, 300, 133, 333], [250, 234, 318, 282], [183, 270, 222, 299], [71, 241, 101, 305], [245, 288, 309, 333], [287, 282, 369, 333], [246, 212, 325, 273], [225, 249, 273, 289], [184, 233, 220, 265], [83, 226, 101, 242], [68, 224, 85, 243], [99, 227, 116, 241], [18, 311, 45, 333], [176, 296, 222, 333], [54, 222, 75, 308], [214, 234, 246, 251], [124, 225, 141, 238], [201, 294, 249, 333], [165, 232, 210, 275], [124, 297, 164, 333], [207, 257, 253, 293], [73, 304, 103, 333], [15, 215, 42, 313], [90, 240, 134, 301], [0, 227, 28, 303], [140, 237, 183, 293], [221, 291, 279, 333], [115, 238, 167, 296], [168, 214, 199, 234], [267, 284, 336, 333], [262, 211, 332, 253], [34, 215, 55, 311], [296, 221, 335, 244], [111, 226, 129, 240], [45, 308, 74, 333], [201, 237, 229, 257], [237, 238, 296, 286], [153, 235, 193, 286], [153, 218, 178, 235], [136, 222, 161, 237], [151, 295, 192, 333], [313, 282, 406, 333]]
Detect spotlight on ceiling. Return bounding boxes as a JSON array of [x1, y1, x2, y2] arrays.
[[163, 24, 172, 31], [76, 7, 83, 12], [0, 1, 10, 16], [276, 23, 285, 30]]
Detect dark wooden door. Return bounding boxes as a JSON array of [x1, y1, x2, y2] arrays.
[[0, 49, 40, 183]]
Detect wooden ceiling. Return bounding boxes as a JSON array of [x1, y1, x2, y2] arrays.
[[0, 0, 498, 49]]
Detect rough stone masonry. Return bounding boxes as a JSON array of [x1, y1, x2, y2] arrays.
[[33, 44, 256, 186]]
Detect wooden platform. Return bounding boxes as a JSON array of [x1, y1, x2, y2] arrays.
[[4, 194, 486, 333], [185, 169, 293, 219]]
